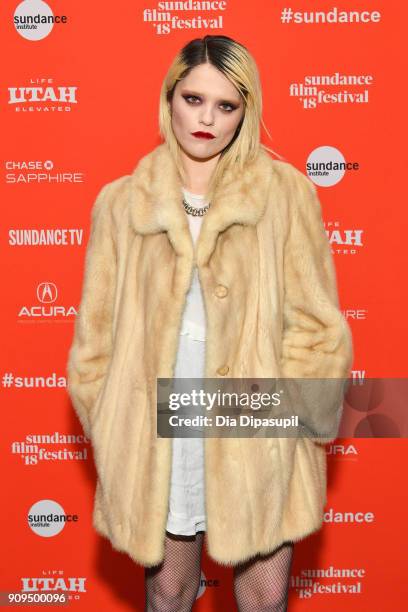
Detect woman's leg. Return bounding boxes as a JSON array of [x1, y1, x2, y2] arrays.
[[144, 530, 204, 612], [233, 541, 294, 612]]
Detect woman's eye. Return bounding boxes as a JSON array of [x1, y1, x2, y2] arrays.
[[183, 95, 235, 112], [183, 95, 201, 105]]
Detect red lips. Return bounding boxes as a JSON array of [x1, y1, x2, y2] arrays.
[[192, 131, 215, 139]]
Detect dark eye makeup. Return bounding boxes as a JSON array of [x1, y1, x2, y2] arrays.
[[181, 93, 239, 112]]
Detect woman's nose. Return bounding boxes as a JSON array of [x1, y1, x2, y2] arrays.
[[199, 105, 215, 126]]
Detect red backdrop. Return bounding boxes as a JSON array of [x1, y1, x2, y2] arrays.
[[2, 0, 407, 609]]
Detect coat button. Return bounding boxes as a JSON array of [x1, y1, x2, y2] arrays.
[[216, 365, 229, 376], [214, 284, 228, 298]]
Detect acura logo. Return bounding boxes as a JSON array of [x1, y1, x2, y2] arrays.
[[37, 282, 57, 303]]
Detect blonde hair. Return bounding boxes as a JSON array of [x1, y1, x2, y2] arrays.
[[158, 35, 284, 203]]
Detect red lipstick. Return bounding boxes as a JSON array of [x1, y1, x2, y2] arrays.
[[192, 131, 215, 139]]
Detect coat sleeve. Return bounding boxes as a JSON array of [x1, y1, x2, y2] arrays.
[[279, 166, 353, 445], [66, 183, 117, 439]]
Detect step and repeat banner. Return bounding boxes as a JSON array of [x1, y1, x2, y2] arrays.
[[2, 0, 406, 610]]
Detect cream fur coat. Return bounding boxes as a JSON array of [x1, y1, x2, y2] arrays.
[[66, 142, 353, 568]]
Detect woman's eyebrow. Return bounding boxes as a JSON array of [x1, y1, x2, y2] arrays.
[[180, 89, 241, 104]]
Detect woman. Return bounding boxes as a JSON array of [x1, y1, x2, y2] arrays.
[[66, 35, 353, 611]]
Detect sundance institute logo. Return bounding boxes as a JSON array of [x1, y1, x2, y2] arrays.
[[14, 0, 68, 41], [27, 500, 79, 537]]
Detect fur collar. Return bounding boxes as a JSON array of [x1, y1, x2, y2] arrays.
[[128, 142, 274, 266]]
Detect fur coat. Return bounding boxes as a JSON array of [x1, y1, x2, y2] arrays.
[[66, 142, 353, 568]]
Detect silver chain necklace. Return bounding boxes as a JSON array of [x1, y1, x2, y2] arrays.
[[182, 198, 211, 217]]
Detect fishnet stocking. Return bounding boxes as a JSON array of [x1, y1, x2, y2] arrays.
[[144, 530, 204, 612], [233, 541, 294, 611]]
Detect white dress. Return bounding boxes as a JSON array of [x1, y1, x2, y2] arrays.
[[165, 187, 208, 536]]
